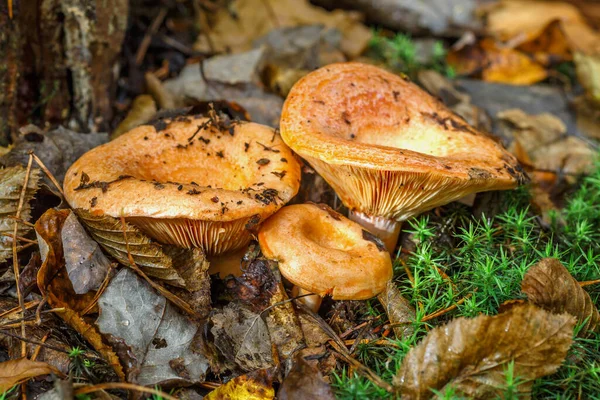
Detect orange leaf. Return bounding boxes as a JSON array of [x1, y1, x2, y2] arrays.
[[0, 358, 62, 392]]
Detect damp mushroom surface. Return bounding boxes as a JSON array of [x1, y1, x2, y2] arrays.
[[258, 203, 393, 311], [63, 113, 301, 256], [280, 62, 528, 251]]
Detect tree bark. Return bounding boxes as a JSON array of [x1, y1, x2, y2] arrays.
[[0, 0, 128, 144]]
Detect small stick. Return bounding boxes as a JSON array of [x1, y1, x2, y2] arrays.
[[13, 153, 33, 357], [421, 294, 472, 323], [7, 216, 35, 227], [135, 8, 168, 66], [0, 300, 39, 319], [0, 232, 37, 244], [340, 315, 381, 339], [342, 338, 399, 348], [0, 329, 71, 354], [30, 151, 64, 197], [579, 279, 600, 287], [74, 382, 177, 400], [399, 258, 414, 285], [31, 332, 50, 361]]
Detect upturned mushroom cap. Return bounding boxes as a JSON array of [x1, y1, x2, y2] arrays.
[[64, 115, 301, 255], [258, 203, 392, 300], [280, 62, 528, 221]]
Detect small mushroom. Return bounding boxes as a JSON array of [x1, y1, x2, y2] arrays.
[[63, 115, 301, 258], [281, 62, 528, 251], [258, 203, 392, 311]]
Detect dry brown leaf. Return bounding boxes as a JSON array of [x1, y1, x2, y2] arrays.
[[447, 38, 547, 85], [377, 281, 415, 340], [194, 0, 370, 58], [111, 95, 157, 140], [278, 352, 335, 400], [204, 368, 275, 400], [74, 209, 185, 287], [394, 304, 575, 399], [522, 258, 599, 336], [517, 20, 572, 64], [0, 358, 62, 392], [35, 209, 97, 314], [0, 165, 40, 263]]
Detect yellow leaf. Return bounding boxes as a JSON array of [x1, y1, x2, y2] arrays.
[[205, 369, 274, 400], [0, 358, 62, 393]]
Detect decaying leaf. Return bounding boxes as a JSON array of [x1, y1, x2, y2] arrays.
[[575, 52, 600, 104], [377, 281, 415, 340], [447, 38, 548, 85], [0, 165, 40, 263], [166, 247, 212, 319], [278, 352, 335, 400], [205, 368, 275, 400], [194, 0, 370, 58], [61, 211, 112, 294], [394, 304, 575, 399], [0, 358, 62, 392], [35, 209, 98, 314], [75, 209, 185, 287], [111, 95, 157, 139], [522, 258, 599, 336], [209, 302, 274, 372], [96, 268, 209, 386], [226, 246, 305, 360]]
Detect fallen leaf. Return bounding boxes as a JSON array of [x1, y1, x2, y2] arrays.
[[394, 304, 575, 399], [0, 165, 40, 263], [574, 52, 600, 104], [517, 20, 572, 65], [574, 95, 600, 140], [35, 209, 97, 314], [0, 358, 62, 392], [111, 95, 157, 139], [166, 247, 212, 319], [226, 245, 305, 360], [195, 0, 370, 58], [75, 209, 185, 287], [209, 302, 274, 372], [96, 268, 209, 386], [278, 352, 335, 400], [205, 368, 275, 400], [312, 0, 481, 36], [447, 38, 548, 85], [522, 258, 599, 336], [377, 281, 415, 340], [61, 211, 112, 294]]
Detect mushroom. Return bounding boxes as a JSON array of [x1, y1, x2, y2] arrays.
[[258, 203, 393, 311], [63, 113, 301, 260], [280, 62, 528, 251]]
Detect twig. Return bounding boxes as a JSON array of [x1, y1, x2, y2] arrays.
[[340, 315, 381, 339], [399, 258, 414, 285], [0, 232, 37, 244], [135, 8, 168, 66], [31, 332, 50, 361], [421, 294, 472, 323], [0, 300, 39, 319], [13, 153, 33, 357], [30, 151, 64, 197], [8, 216, 35, 227], [0, 329, 71, 354], [579, 279, 600, 287], [342, 338, 399, 348], [80, 264, 117, 315], [119, 216, 197, 317], [74, 382, 177, 400], [8, 0, 12, 19]]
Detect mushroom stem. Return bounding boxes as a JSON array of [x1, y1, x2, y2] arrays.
[[348, 211, 402, 253], [292, 286, 322, 312]]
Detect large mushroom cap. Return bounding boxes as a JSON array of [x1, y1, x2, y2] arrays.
[[258, 203, 392, 300], [64, 115, 301, 255], [280, 62, 528, 221]]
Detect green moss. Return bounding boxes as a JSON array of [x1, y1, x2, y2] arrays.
[[333, 158, 600, 399]]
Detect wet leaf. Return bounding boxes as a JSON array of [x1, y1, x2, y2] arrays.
[[394, 304, 575, 399], [194, 0, 370, 58], [0, 165, 40, 263], [75, 209, 185, 287], [209, 302, 274, 372], [166, 247, 212, 319], [96, 268, 209, 386], [0, 358, 61, 392], [61, 211, 112, 294], [447, 38, 547, 85], [377, 281, 415, 340], [522, 258, 599, 336], [205, 368, 275, 400], [278, 352, 335, 400]]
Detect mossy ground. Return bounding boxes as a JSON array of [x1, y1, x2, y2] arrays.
[[332, 160, 600, 399]]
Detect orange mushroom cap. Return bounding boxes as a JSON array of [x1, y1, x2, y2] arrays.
[[258, 204, 392, 300], [280, 62, 528, 221], [64, 115, 301, 255]]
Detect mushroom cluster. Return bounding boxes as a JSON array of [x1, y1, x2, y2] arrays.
[[64, 112, 301, 256], [280, 62, 527, 251]]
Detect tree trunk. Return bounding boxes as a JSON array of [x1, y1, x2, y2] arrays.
[[0, 0, 128, 145]]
